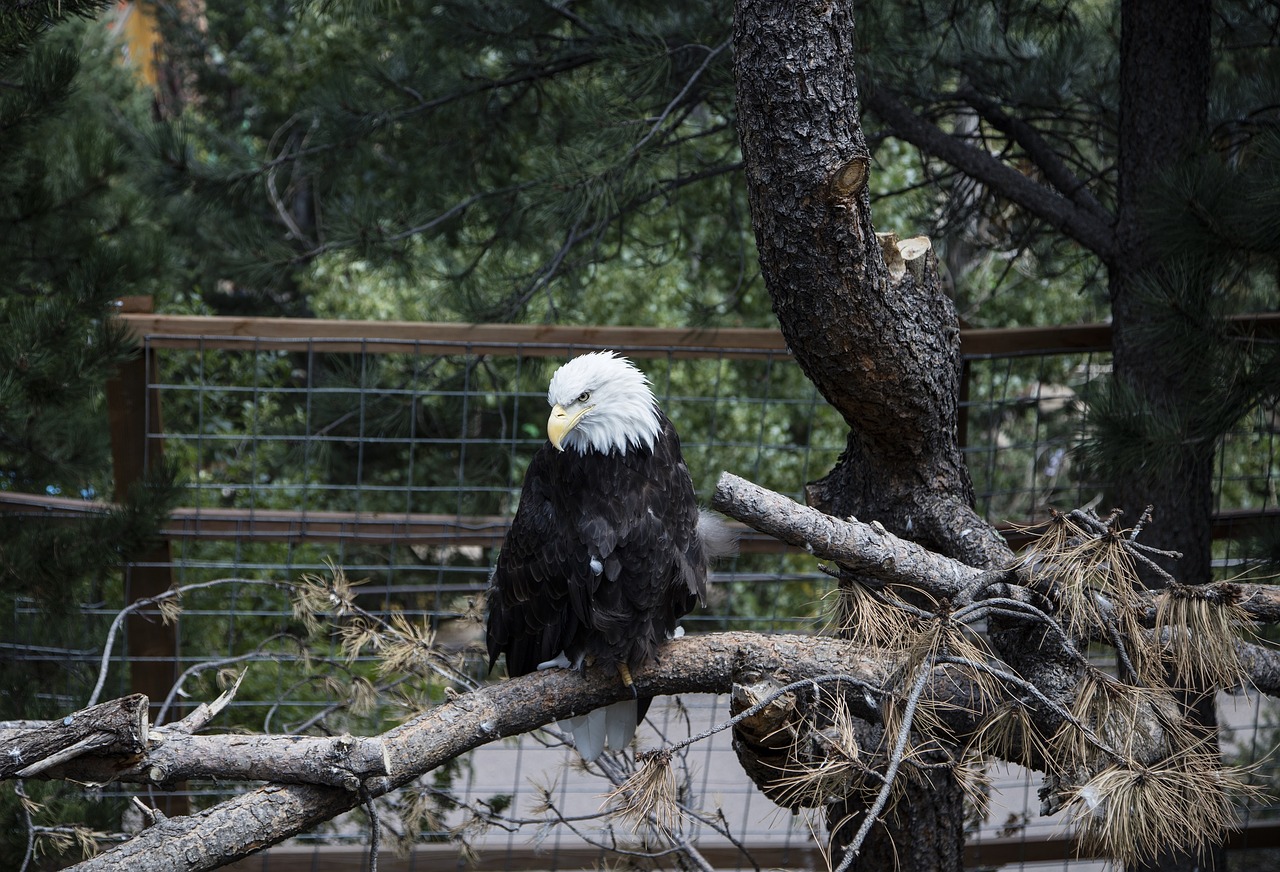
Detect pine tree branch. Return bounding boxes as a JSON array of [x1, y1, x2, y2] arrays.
[[712, 473, 1280, 668], [627, 39, 731, 159], [250, 53, 600, 177], [20, 510, 1279, 870], [483, 160, 743, 319], [862, 85, 1118, 261], [1, 726, 392, 790], [45, 628, 1187, 872], [711, 471, 987, 598], [952, 86, 1113, 226]]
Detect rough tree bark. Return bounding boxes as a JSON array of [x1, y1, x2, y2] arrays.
[[823, 1, 1223, 866], [43, 630, 908, 872], [732, 1, 1011, 866], [732, 0, 1006, 571], [0, 694, 149, 779]]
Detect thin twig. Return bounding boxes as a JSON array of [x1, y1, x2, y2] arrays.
[[935, 656, 1126, 764], [1103, 619, 1141, 684], [88, 579, 290, 708], [834, 662, 935, 872], [626, 40, 730, 159], [334, 598, 479, 691], [954, 597, 1088, 665], [287, 674, 416, 736], [1123, 542, 1181, 585], [1068, 508, 1111, 535], [1129, 505, 1156, 541], [264, 114, 312, 246], [16, 781, 35, 872], [361, 784, 379, 872], [154, 641, 298, 727], [661, 675, 885, 756]]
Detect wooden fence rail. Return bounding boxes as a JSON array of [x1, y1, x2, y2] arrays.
[[86, 301, 1280, 554], [114, 310, 1118, 357]]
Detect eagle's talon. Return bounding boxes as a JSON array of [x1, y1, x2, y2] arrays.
[[617, 663, 637, 698]]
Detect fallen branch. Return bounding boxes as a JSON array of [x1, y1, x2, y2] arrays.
[[20, 473, 1280, 870], [712, 472, 983, 597], [713, 472, 1280, 629]]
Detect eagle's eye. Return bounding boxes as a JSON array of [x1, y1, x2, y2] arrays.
[[576, 391, 591, 404]]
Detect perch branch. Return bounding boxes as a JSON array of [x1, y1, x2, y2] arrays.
[[54, 634, 908, 872], [54, 622, 1198, 872]]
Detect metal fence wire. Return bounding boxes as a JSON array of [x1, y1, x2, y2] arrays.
[[8, 315, 1280, 870]]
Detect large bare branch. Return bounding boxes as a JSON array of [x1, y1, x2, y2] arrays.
[[712, 471, 984, 598], [62, 633, 890, 872], [39, 628, 1184, 872], [712, 471, 1280, 685], [15, 472, 1275, 870]]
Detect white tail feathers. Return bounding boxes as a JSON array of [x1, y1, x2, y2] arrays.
[[604, 699, 637, 751], [697, 509, 739, 562], [560, 699, 638, 762]]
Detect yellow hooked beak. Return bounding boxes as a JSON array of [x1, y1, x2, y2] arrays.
[[547, 403, 591, 451]]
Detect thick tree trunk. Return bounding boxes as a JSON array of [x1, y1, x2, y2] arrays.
[[1113, 2, 1218, 871], [729, 0, 1006, 572], [732, 1, 1005, 867]]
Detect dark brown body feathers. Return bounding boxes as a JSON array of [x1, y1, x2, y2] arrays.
[[486, 413, 706, 688]]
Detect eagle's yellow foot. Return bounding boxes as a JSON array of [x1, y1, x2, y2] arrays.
[[617, 663, 638, 699]]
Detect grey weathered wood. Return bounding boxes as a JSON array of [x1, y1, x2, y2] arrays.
[[1, 694, 148, 779], [712, 472, 983, 597], [57, 625, 1198, 872]]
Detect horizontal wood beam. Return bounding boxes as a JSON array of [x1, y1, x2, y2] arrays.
[[115, 314, 789, 359], [0, 492, 784, 553], [115, 311, 1280, 360]]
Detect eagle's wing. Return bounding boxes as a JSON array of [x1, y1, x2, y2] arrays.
[[486, 444, 593, 676]]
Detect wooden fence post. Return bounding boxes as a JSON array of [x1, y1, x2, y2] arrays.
[[105, 296, 187, 816]]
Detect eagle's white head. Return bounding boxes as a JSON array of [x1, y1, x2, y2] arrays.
[[546, 351, 662, 456]]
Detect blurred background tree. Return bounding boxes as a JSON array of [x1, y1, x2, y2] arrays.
[[0, 2, 181, 865]]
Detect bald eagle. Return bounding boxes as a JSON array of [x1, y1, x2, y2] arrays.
[[486, 351, 732, 761]]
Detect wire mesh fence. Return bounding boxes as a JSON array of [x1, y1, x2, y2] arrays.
[[7, 313, 1280, 869]]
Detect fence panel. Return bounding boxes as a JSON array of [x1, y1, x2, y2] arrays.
[[5, 309, 1279, 869]]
